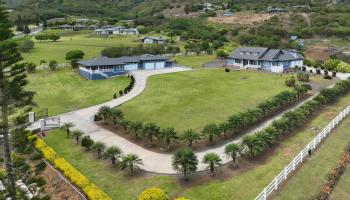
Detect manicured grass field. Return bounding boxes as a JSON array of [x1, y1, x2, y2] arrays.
[[273, 108, 350, 199], [44, 85, 350, 200], [22, 31, 139, 64], [44, 129, 180, 200], [27, 68, 129, 116], [119, 69, 289, 132], [174, 55, 217, 68]]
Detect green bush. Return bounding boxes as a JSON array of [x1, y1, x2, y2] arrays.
[[18, 38, 35, 52], [138, 187, 168, 200]]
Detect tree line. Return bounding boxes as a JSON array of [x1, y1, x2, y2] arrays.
[[101, 44, 180, 58]]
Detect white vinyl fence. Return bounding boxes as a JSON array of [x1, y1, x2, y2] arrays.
[[255, 105, 350, 200]]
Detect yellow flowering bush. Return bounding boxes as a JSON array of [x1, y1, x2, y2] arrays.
[[175, 198, 190, 200], [30, 135, 112, 200], [138, 187, 168, 200]]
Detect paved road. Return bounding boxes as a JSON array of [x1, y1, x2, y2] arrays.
[[30, 67, 350, 174]]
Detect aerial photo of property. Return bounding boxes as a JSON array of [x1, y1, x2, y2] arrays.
[[2, 0, 350, 199]]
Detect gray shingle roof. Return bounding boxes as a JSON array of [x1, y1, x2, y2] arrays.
[[78, 54, 167, 67], [229, 47, 303, 61], [140, 36, 166, 41]]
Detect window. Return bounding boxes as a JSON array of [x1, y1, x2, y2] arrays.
[[272, 62, 278, 66], [235, 59, 242, 64], [254, 52, 258, 56]]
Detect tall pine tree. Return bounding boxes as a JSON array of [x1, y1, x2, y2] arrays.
[[0, 3, 35, 199]]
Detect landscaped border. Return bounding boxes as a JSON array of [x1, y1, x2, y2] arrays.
[[29, 134, 112, 200]]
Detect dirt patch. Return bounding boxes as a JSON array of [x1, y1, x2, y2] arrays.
[[208, 12, 275, 25], [305, 45, 331, 61]]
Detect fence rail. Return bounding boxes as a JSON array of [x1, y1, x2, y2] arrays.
[[255, 105, 350, 200]]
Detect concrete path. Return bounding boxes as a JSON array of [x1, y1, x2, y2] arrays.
[[31, 67, 350, 174]]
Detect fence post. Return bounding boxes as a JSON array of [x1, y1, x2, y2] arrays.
[[293, 158, 296, 170], [284, 167, 287, 180], [40, 119, 45, 132], [274, 177, 278, 190], [263, 188, 267, 200]]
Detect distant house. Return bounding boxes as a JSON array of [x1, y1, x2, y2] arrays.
[[222, 11, 233, 17], [57, 24, 97, 30], [58, 24, 73, 30], [227, 47, 304, 73], [78, 54, 172, 80], [95, 26, 139, 35], [267, 7, 288, 14], [139, 36, 167, 44], [290, 35, 298, 41], [203, 3, 214, 11]]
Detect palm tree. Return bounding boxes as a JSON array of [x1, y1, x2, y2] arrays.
[[224, 143, 242, 168], [62, 122, 74, 137], [71, 130, 83, 144], [120, 119, 130, 130], [119, 154, 143, 175], [202, 123, 220, 145], [97, 106, 112, 121], [142, 122, 160, 145], [127, 121, 143, 138], [172, 148, 198, 178], [104, 146, 123, 165], [202, 152, 222, 176], [242, 135, 266, 158], [109, 109, 124, 126], [219, 122, 231, 137], [159, 127, 178, 150], [92, 141, 106, 158], [181, 129, 201, 147]]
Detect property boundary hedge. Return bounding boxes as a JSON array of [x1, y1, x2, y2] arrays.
[[29, 135, 112, 200]]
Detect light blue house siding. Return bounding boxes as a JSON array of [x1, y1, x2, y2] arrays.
[[78, 54, 171, 80]]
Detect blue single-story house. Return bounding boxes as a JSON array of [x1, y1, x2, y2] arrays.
[[227, 47, 304, 73], [78, 54, 172, 80]]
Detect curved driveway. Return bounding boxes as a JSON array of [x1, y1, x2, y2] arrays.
[[32, 67, 350, 174]]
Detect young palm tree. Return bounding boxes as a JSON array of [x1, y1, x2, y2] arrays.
[[159, 127, 178, 150], [72, 130, 84, 144], [202, 152, 222, 176], [181, 129, 201, 147], [127, 121, 143, 138], [97, 106, 112, 121], [104, 145, 123, 165], [62, 122, 74, 137], [224, 143, 242, 168], [120, 119, 130, 130], [172, 148, 198, 178], [242, 135, 266, 158], [142, 122, 160, 145], [109, 109, 124, 125], [202, 123, 220, 145], [92, 141, 106, 158], [219, 122, 231, 137], [119, 154, 143, 175]]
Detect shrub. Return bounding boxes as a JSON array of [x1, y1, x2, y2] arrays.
[[316, 69, 321, 74], [18, 38, 35, 52], [324, 69, 329, 75], [297, 73, 310, 82], [332, 71, 337, 77], [48, 60, 58, 71], [113, 93, 117, 99], [81, 136, 94, 150], [285, 76, 296, 87], [225, 68, 230, 72], [35, 160, 47, 173], [302, 66, 306, 71], [138, 188, 168, 200], [26, 62, 37, 73], [65, 50, 85, 61]]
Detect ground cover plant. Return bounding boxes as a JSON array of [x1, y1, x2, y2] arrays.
[[119, 69, 290, 132], [26, 67, 130, 115]]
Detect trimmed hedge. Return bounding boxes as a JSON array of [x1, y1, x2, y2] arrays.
[[30, 135, 112, 200], [138, 187, 168, 200]]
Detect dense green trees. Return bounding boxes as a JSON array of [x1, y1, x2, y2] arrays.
[[17, 38, 35, 52], [101, 44, 180, 58], [35, 34, 60, 42]]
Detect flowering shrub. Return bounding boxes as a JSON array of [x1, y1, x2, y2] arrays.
[[30, 135, 112, 200], [138, 187, 168, 200], [175, 198, 190, 200], [316, 143, 350, 200]]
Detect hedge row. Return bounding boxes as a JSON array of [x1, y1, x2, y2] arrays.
[[242, 78, 350, 158], [316, 143, 350, 200], [29, 135, 112, 200]]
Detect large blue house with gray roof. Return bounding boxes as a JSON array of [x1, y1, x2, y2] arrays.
[[228, 47, 304, 73], [78, 54, 171, 80]]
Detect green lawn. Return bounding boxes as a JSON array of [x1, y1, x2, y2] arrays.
[[330, 164, 350, 200], [27, 68, 129, 116], [43, 85, 350, 200], [273, 110, 350, 199], [44, 129, 180, 200], [22, 31, 139, 64], [174, 55, 217, 68], [119, 69, 289, 132]]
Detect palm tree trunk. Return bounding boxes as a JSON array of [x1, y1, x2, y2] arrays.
[[189, 140, 193, 147], [1, 104, 17, 200]]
